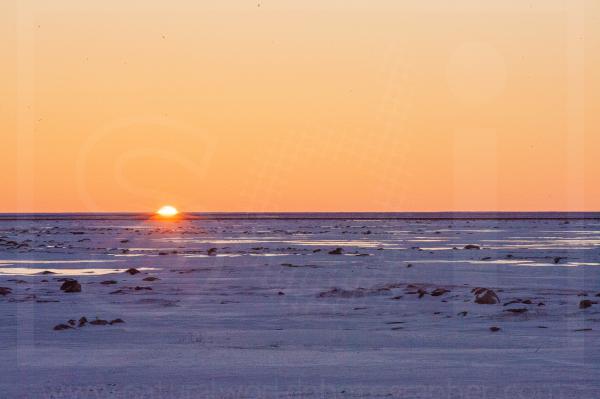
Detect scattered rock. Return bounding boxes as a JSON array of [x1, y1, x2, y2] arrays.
[[67, 319, 76, 326], [53, 324, 73, 331], [464, 244, 481, 250], [100, 280, 118, 285], [124, 268, 140, 275], [0, 287, 12, 296], [142, 276, 159, 282], [207, 248, 218, 256], [60, 280, 81, 293], [574, 328, 592, 332], [579, 300, 598, 309], [90, 319, 109, 326], [417, 288, 428, 298], [431, 288, 450, 297], [504, 308, 528, 314], [134, 286, 152, 291], [109, 318, 124, 325], [489, 326, 501, 332], [457, 311, 468, 317], [472, 288, 500, 305], [328, 247, 343, 255], [79, 317, 88, 327]]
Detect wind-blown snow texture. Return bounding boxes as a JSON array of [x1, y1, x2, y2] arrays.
[[1, 214, 599, 398]]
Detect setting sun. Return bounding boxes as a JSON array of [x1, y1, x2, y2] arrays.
[[156, 205, 179, 217]]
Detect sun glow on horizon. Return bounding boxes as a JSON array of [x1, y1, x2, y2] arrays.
[[156, 205, 179, 217]]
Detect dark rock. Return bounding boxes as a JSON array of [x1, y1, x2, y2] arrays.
[[277, 291, 285, 295], [53, 324, 73, 331], [100, 280, 118, 285], [464, 244, 481, 250], [473, 288, 500, 305], [124, 268, 140, 275], [457, 311, 468, 317], [0, 287, 12, 296], [207, 248, 218, 256], [431, 288, 450, 297], [489, 326, 501, 332], [417, 288, 428, 298], [90, 319, 109, 326], [109, 318, 124, 325], [142, 276, 159, 282], [406, 263, 413, 268], [328, 247, 343, 255], [504, 308, 528, 314], [39, 270, 55, 275], [67, 319, 76, 326], [79, 317, 88, 327], [553, 257, 564, 264], [60, 280, 81, 293], [134, 286, 152, 291], [579, 300, 598, 309]]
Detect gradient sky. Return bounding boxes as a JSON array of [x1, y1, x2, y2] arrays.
[[1, 1, 598, 212]]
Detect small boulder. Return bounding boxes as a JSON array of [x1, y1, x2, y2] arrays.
[[100, 280, 118, 285], [109, 318, 125, 325], [207, 248, 218, 256], [504, 308, 528, 314], [60, 280, 81, 293], [78, 317, 88, 327], [142, 276, 159, 282], [473, 288, 500, 305], [431, 288, 450, 297], [489, 326, 501, 332], [53, 324, 73, 331], [579, 300, 598, 309], [328, 247, 344, 255], [0, 287, 12, 296], [124, 268, 140, 275], [90, 319, 109, 326], [464, 244, 481, 250]]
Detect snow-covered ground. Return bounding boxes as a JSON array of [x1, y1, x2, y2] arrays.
[[1, 216, 599, 398]]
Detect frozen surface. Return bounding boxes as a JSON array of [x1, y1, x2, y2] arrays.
[[1, 215, 599, 398]]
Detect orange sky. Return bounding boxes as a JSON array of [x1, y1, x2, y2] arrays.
[[1, 1, 599, 212]]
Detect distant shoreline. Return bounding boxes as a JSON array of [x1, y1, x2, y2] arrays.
[[1, 212, 599, 221]]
